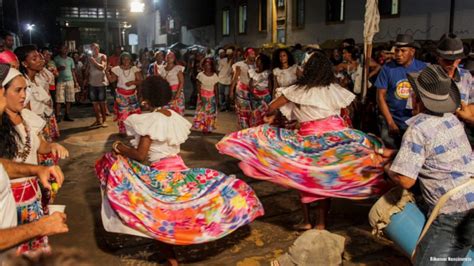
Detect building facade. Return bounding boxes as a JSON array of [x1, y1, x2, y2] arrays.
[[215, 0, 474, 48], [57, 4, 139, 53]]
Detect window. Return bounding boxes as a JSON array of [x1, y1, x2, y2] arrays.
[[277, 0, 285, 8], [378, 0, 400, 17], [326, 0, 344, 23], [259, 0, 267, 31], [222, 8, 230, 36], [238, 4, 247, 34], [294, 0, 305, 28]]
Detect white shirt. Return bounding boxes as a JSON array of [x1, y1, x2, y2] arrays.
[[249, 69, 270, 92], [158, 65, 185, 86], [11, 109, 45, 183], [232, 61, 255, 85], [125, 110, 192, 163], [217, 58, 232, 85], [0, 164, 17, 229], [28, 76, 53, 117], [278, 83, 355, 122], [273, 65, 298, 87], [197, 72, 219, 91], [112, 66, 140, 90]]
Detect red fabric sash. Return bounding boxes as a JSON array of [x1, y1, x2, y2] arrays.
[[298, 116, 346, 136], [150, 155, 189, 171], [200, 89, 215, 98], [116, 87, 136, 95]]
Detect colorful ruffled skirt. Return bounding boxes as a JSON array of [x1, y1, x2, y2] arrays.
[[11, 178, 49, 255], [216, 116, 390, 203], [166, 84, 185, 115], [250, 89, 272, 127], [95, 153, 264, 245], [115, 88, 142, 134], [235, 82, 252, 129], [41, 113, 60, 142], [193, 89, 217, 133]]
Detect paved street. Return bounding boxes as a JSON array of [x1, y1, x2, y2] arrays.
[[49, 103, 410, 266]]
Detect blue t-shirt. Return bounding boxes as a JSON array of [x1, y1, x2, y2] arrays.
[[375, 59, 427, 130], [54, 55, 75, 82]]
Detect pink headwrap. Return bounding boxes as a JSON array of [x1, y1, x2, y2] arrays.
[[0, 50, 18, 65], [244, 48, 255, 58]]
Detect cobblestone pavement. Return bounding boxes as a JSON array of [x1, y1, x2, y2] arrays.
[[50, 103, 410, 266]]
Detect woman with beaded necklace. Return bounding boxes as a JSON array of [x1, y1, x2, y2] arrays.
[[106, 52, 142, 135], [0, 67, 68, 255]]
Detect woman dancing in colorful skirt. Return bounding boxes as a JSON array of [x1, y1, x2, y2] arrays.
[[217, 51, 390, 230], [192, 58, 219, 133], [106, 52, 142, 135], [158, 51, 185, 115], [249, 53, 272, 127], [230, 48, 256, 129], [96, 76, 264, 265]]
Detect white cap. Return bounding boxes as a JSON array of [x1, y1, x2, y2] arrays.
[[218, 49, 225, 54]]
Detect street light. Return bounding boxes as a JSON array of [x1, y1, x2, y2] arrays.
[[26, 24, 35, 44], [130, 1, 145, 13]]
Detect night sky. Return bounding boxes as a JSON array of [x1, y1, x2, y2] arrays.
[[1, 0, 214, 47]]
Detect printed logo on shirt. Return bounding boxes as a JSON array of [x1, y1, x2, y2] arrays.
[[395, 79, 412, 100]]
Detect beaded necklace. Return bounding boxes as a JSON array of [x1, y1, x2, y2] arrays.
[[16, 119, 32, 163]]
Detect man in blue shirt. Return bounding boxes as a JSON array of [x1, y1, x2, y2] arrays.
[[375, 34, 427, 148], [54, 44, 79, 122]]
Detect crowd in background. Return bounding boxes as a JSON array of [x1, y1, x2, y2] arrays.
[[0, 26, 473, 265]]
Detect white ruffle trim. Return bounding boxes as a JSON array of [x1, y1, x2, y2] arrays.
[[125, 110, 191, 145], [280, 83, 355, 109]]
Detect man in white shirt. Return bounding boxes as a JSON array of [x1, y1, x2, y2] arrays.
[[217, 48, 233, 111]]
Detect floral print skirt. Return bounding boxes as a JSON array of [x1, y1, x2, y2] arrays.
[[95, 153, 264, 245], [11, 178, 49, 255], [41, 113, 60, 142], [166, 84, 185, 115], [216, 116, 390, 203], [193, 89, 217, 133], [250, 90, 272, 127], [115, 88, 142, 134], [235, 82, 251, 129]]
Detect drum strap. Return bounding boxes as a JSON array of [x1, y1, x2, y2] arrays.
[[412, 176, 474, 260]]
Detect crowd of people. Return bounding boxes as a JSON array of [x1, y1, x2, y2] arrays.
[[0, 27, 472, 266]]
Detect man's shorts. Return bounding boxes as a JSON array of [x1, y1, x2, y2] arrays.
[[89, 86, 106, 102], [56, 80, 76, 103]]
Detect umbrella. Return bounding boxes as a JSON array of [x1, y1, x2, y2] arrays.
[[362, 0, 380, 102], [169, 42, 189, 51], [187, 44, 207, 53]]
